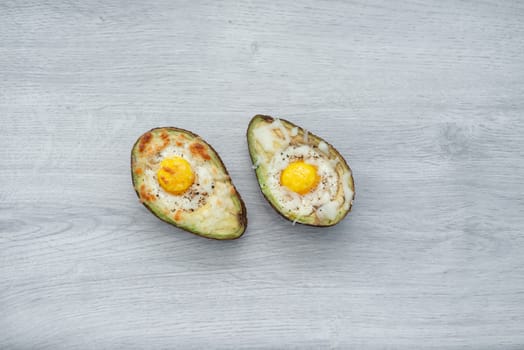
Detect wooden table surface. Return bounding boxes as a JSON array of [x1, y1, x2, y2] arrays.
[[2, 1, 524, 348]]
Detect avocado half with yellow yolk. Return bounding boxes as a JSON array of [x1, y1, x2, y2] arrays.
[[247, 115, 355, 226], [131, 127, 247, 239]]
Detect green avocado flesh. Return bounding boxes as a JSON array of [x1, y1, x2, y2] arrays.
[[131, 127, 247, 240], [247, 115, 355, 227]]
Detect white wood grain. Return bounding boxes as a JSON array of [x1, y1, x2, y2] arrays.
[[1, 0, 524, 348]]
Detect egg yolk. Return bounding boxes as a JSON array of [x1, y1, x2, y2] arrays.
[[157, 157, 194, 195], [280, 161, 320, 195]]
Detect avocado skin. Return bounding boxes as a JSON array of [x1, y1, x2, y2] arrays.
[[247, 115, 355, 227], [131, 127, 247, 240]]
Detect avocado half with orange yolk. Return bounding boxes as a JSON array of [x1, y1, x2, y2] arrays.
[[131, 127, 247, 239], [247, 115, 355, 226]]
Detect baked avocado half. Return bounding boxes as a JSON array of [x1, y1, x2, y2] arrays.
[[247, 115, 355, 226], [131, 127, 247, 239]]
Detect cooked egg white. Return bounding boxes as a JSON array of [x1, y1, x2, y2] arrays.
[[143, 144, 215, 212], [266, 145, 340, 217]]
